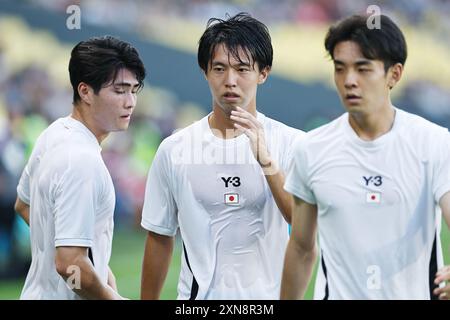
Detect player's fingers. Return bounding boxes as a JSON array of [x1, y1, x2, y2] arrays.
[[437, 266, 450, 275], [234, 123, 256, 140], [230, 114, 254, 129], [234, 122, 248, 134], [435, 271, 450, 284], [434, 283, 450, 296], [230, 113, 258, 130], [232, 123, 246, 136], [232, 107, 258, 124]]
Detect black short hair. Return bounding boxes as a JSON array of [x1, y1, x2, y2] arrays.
[[69, 35, 146, 104], [198, 12, 273, 73], [324, 14, 407, 72]]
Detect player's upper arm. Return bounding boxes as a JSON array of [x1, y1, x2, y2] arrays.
[[55, 246, 89, 277], [290, 196, 318, 252], [141, 140, 178, 236], [439, 191, 450, 230], [14, 196, 29, 212], [53, 150, 100, 247]]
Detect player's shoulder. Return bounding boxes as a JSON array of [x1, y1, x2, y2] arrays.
[[156, 116, 206, 152], [54, 144, 102, 177], [262, 113, 305, 139], [398, 108, 448, 135], [32, 117, 66, 145], [296, 114, 346, 148], [50, 121, 102, 170]]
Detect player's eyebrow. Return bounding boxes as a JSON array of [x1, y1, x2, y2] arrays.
[[113, 82, 140, 88], [354, 60, 372, 67], [333, 59, 373, 67], [233, 62, 251, 67], [211, 60, 252, 68]]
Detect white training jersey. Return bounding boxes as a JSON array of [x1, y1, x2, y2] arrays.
[[17, 116, 115, 300], [285, 108, 450, 300], [141, 112, 303, 299]]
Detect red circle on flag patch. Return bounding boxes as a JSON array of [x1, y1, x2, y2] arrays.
[[229, 196, 235, 201], [371, 195, 376, 200]]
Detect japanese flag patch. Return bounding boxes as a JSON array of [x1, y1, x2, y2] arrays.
[[366, 192, 381, 204], [224, 193, 239, 205]]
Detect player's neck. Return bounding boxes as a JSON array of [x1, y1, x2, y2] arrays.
[[71, 104, 108, 144], [348, 105, 396, 141], [209, 105, 255, 140]]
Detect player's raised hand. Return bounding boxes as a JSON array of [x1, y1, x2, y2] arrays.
[[230, 107, 271, 166], [434, 265, 450, 300]]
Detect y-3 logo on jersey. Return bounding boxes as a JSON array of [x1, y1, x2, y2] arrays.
[[221, 176, 241, 187], [363, 176, 383, 187]]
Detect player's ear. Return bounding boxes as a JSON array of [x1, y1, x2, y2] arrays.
[[202, 64, 211, 81], [387, 63, 403, 90], [78, 82, 94, 105], [258, 66, 270, 84]]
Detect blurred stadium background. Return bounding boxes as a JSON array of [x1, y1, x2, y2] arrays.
[[0, 0, 449, 299]]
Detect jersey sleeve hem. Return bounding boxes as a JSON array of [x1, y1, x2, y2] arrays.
[[436, 184, 450, 204], [141, 220, 177, 237], [17, 187, 30, 205], [284, 182, 316, 205], [55, 238, 93, 247]]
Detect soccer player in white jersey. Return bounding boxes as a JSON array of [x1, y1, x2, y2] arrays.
[[140, 13, 303, 300], [14, 36, 146, 299], [281, 14, 450, 300]]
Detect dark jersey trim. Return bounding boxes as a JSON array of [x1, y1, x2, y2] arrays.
[[183, 243, 199, 300]]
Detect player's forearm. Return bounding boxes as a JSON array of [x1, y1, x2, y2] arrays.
[[74, 269, 121, 300], [56, 254, 123, 300], [263, 162, 293, 223], [14, 197, 30, 225], [141, 232, 174, 299], [17, 207, 30, 226], [107, 266, 118, 292], [280, 238, 317, 299]]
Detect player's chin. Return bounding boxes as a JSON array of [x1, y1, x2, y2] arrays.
[[218, 103, 236, 116], [343, 103, 364, 114], [114, 123, 130, 131]]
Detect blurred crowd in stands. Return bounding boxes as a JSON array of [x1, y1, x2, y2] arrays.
[[32, 0, 450, 32]]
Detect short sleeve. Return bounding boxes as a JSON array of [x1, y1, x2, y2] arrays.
[[17, 164, 31, 205], [433, 130, 450, 203], [284, 136, 316, 205], [141, 142, 178, 236], [280, 127, 305, 173], [53, 152, 99, 248]]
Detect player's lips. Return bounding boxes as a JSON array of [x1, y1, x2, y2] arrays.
[[120, 114, 131, 120], [223, 92, 240, 102], [345, 94, 362, 103]]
